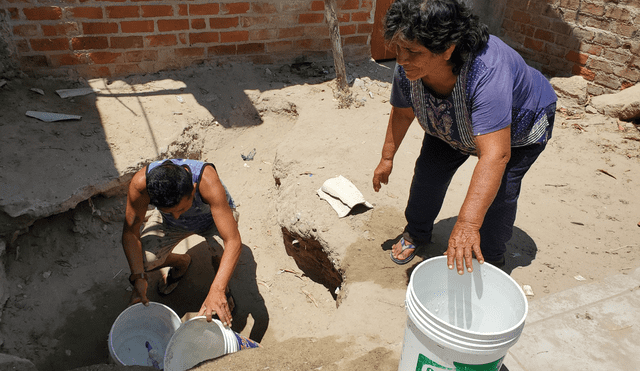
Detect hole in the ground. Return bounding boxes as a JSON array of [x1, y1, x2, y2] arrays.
[[281, 227, 344, 303]]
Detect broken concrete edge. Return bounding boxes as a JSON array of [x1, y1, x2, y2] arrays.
[[0, 353, 38, 371], [0, 167, 137, 246], [589, 84, 640, 121]]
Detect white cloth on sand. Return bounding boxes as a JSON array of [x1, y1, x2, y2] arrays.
[[317, 175, 373, 218]]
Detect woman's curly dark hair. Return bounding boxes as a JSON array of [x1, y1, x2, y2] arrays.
[[384, 0, 489, 74]]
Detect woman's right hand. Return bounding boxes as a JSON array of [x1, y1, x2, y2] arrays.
[[373, 159, 393, 192]]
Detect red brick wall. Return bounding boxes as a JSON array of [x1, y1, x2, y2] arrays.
[[1, 0, 373, 79], [501, 0, 640, 94]]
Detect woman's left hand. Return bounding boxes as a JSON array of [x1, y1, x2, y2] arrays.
[[445, 220, 484, 274]]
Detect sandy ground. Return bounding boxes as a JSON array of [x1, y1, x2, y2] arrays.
[[0, 59, 639, 371]]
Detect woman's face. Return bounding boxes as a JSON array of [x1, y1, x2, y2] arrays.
[[394, 37, 453, 81]]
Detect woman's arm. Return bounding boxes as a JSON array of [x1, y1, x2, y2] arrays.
[[446, 125, 511, 274], [373, 106, 416, 192]]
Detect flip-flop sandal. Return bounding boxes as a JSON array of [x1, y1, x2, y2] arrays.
[[159, 257, 192, 295], [390, 236, 417, 265]]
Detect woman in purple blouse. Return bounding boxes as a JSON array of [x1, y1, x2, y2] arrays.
[[372, 0, 557, 273]]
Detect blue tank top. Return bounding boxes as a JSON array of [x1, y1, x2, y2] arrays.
[[147, 159, 236, 233]]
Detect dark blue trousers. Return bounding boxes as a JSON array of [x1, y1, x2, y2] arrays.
[[404, 133, 549, 262]]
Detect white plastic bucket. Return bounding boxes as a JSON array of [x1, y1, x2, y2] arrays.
[[398, 256, 528, 371], [108, 302, 182, 369], [163, 316, 260, 371]]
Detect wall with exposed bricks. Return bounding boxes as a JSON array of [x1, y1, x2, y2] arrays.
[[0, 0, 373, 79], [500, 0, 640, 95], [1, 0, 638, 95]]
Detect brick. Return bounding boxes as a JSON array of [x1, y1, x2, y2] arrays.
[[613, 22, 635, 37], [266, 40, 293, 52], [121, 21, 154, 33], [361, 0, 373, 11], [30, 38, 69, 51], [221, 2, 250, 15], [141, 5, 173, 17], [208, 45, 236, 55], [583, 2, 604, 16], [178, 33, 187, 44], [279, 26, 305, 39], [189, 32, 219, 44], [191, 19, 206, 29], [344, 35, 368, 45], [70, 7, 103, 19], [157, 19, 189, 31], [358, 23, 373, 34], [581, 16, 609, 31], [559, 0, 580, 11], [249, 28, 277, 41], [294, 38, 331, 50], [20, 55, 49, 68], [15, 40, 30, 54], [550, 19, 572, 35], [613, 66, 640, 81], [574, 63, 598, 82], [524, 37, 544, 52], [351, 11, 370, 22], [299, 13, 324, 24], [534, 28, 555, 43], [72, 36, 109, 50], [178, 4, 188, 16], [210, 17, 240, 29], [7, 8, 19, 20], [190, 3, 220, 15], [106, 6, 139, 18], [13, 24, 39, 37], [251, 54, 273, 64], [23, 6, 62, 20], [593, 32, 620, 48], [89, 51, 122, 64], [311, 1, 324, 11], [237, 42, 265, 54], [125, 49, 157, 62], [593, 72, 620, 89], [281, 1, 306, 12], [305, 25, 329, 37], [340, 24, 356, 35], [240, 16, 269, 27], [110, 36, 144, 49], [603, 49, 631, 64], [531, 15, 550, 30], [174, 47, 204, 57], [42, 23, 79, 37], [83, 22, 119, 34], [544, 43, 566, 58], [252, 2, 277, 13], [146, 34, 177, 47], [220, 30, 249, 43], [115, 64, 144, 76], [50, 53, 85, 66], [511, 10, 531, 23], [339, 0, 359, 10], [565, 50, 588, 64], [605, 6, 632, 21]]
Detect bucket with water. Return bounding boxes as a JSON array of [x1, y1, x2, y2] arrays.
[[108, 302, 182, 369], [163, 316, 260, 371], [398, 256, 528, 371]]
